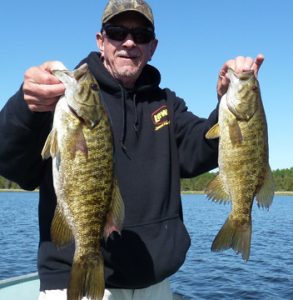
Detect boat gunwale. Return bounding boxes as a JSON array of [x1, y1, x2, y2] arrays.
[[0, 272, 39, 289]]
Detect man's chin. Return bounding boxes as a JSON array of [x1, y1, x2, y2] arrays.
[[115, 71, 141, 88], [117, 68, 141, 80]]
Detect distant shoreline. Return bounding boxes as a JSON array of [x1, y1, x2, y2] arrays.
[[1, 189, 293, 196], [182, 191, 293, 196]]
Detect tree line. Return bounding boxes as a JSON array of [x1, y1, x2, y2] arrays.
[[1, 167, 293, 191], [0, 176, 20, 189], [181, 167, 293, 192]]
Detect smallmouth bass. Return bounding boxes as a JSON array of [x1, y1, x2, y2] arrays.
[[205, 68, 274, 261], [42, 63, 124, 299]]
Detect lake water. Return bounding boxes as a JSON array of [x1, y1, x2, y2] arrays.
[[0, 192, 292, 299], [0, 192, 39, 279]]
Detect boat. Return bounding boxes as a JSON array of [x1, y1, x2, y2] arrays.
[[0, 273, 184, 299], [0, 272, 39, 299]]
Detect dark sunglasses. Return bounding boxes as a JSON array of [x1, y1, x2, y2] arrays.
[[103, 24, 155, 44]]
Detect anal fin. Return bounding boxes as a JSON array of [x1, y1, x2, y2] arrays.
[[51, 205, 74, 247], [103, 179, 125, 239]]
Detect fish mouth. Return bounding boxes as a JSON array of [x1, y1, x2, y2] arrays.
[[228, 68, 254, 80], [226, 69, 258, 120]]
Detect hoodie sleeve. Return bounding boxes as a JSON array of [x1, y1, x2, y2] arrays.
[[168, 89, 219, 178], [0, 87, 53, 190]]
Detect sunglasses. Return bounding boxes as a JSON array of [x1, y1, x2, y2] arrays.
[[103, 24, 155, 44]]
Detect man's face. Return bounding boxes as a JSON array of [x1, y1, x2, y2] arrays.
[[96, 12, 158, 88]]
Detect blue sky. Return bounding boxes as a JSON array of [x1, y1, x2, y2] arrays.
[[0, 1, 292, 170]]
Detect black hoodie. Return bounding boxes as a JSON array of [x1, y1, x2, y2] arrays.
[[0, 52, 219, 290]]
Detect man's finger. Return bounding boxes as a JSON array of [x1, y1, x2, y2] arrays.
[[25, 95, 60, 106], [24, 67, 62, 85], [252, 54, 265, 75], [28, 103, 56, 112], [23, 80, 65, 98], [219, 60, 233, 77], [42, 61, 67, 72]]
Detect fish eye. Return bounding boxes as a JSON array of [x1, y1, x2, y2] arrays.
[[91, 83, 99, 91], [252, 86, 258, 92]]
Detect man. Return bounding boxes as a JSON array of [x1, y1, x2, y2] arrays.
[[0, 0, 264, 299]]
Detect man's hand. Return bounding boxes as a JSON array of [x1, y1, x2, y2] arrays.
[[23, 61, 67, 112], [217, 54, 265, 100]]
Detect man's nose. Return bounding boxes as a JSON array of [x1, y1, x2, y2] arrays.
[[122, 34, 136, 47]]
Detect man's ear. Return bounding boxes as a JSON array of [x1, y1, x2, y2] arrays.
[[149, 38, 158, 61], [96, 33, 105, 57]]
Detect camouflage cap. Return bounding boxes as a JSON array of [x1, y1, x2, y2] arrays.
[[102, 0, 154, 28]]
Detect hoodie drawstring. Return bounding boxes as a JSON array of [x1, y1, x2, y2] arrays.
[[133, 94, 139, 134], [120, 88, 128, 154], [119, 88, 139, 157]]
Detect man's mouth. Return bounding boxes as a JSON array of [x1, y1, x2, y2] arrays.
[[118, 53, 138, 60]]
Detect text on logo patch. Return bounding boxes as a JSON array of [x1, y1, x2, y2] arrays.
[[151, 105, 170, 131]]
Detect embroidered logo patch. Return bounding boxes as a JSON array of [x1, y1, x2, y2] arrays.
[[151, 105, 170, 131]]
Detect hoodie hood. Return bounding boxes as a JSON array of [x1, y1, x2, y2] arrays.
[[76, 52, 162, 155]]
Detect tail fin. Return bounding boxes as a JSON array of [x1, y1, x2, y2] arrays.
[[211, 216, 252, 261], [68, 253, 105, 300]]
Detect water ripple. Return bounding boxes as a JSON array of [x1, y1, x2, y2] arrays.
[[1, 192, 292, 299], [170, 194, 293, 299], [0, 192, 39, 280]]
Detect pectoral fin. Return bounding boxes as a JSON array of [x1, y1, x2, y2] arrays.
[[205, 123, 220, 139], [69, 126, 88, 159], [205, 174, 230, 203], [41, 129, 58, 159], [256, 165, 275, 209], [51, 205, 74, 247], [228, 118, 243, 145]]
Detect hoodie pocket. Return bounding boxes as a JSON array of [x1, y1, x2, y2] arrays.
[[102, 216, 191, 289]]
